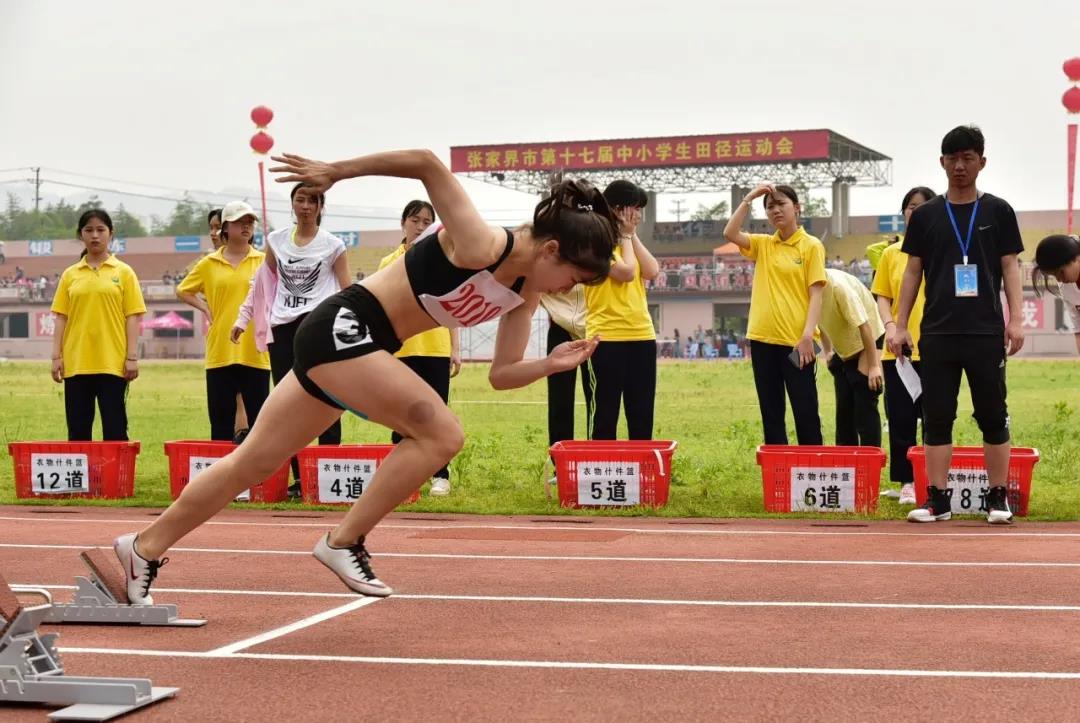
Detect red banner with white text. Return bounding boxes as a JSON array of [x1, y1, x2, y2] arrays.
[[450, 130, 832, 173]]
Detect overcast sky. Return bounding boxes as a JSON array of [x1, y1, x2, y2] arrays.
[[2, 0, 1079, 232]]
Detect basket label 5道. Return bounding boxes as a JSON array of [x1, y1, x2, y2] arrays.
[[576, 461, 641, 506]]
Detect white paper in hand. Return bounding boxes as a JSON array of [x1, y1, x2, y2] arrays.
[[896, 355, 922, 402]]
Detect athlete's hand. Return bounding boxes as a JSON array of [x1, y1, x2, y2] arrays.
[[547, 336, 599, 374], [450, 352, 462, 378], [51, 357, 64, 383], [230, 326, 243, 344], [270, 154, 337, 194]]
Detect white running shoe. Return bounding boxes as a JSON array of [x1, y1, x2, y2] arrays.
[[430, 477, 451, 497], [113, 533, 167, 605], [898, 484, 917, 506], [313, 533, 393, 597]]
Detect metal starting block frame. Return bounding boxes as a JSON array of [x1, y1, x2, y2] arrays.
[[42, 549, 206, 628], [0, 574, 178, 721]]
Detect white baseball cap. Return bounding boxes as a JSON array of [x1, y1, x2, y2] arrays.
[[221, 200, 259, 223]]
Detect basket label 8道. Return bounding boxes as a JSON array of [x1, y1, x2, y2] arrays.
[[943, 468, 993, 515], [30, 453, 89, 495], [576, 461, 641, 506], [789, 466, 857, 512]]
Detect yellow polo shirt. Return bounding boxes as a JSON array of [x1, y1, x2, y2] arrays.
[[871, 240, 925, 361], [741, 227, 827, 347], [51, 255, 146, 378], [584, 246, 655, 341], [177, 247, 270, 370], [378, 244, 451, 357], [819, 269, 884, 360]]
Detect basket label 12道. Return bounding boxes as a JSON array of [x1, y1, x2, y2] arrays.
[[789, 466, 856, 512], [189, 456, 250, 501], [576, 461, 641, 506], [30, 453, 89, 494]]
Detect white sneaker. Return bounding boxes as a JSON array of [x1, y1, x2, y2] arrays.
[[898, 484, 917, 505], [430, 477, 451, 497], [313, 533, 393, 597], [113, 533, 166, 606]]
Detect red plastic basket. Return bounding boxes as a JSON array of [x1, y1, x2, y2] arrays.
[[164, 440, 289, 503], [296, 445, 421, 506], [9, 441, 140, 499], [548, 440, 678, 508], [908, 446, 1039, 516], [756, 445, 886, 513]]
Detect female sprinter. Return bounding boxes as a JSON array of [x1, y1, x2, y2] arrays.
[[113, 149, 617, 603]]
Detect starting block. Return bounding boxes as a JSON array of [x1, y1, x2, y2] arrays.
[[0, 571, 178, 721], [42, 549, 205, 628]]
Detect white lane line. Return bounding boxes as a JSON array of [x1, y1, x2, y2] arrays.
[[4, 543, 1079, 568], [55, 647, 1080, 679], [3, 515, 1080, 538], [206, 597, 382, 655], [19, 583, 1080, 612]]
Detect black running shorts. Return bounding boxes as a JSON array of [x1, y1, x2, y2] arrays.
[[292, 284, 402, 410]]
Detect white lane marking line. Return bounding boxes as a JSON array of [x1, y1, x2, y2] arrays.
[[3, 515, 1080, 538], [55, 647, 1080, 679], [206, 597, 381, 655], [19, 583, 1080, 612], [4, 543, 1080, 567]]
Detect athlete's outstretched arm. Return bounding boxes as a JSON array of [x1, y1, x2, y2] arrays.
[[271, 150, 499, 267], [489, 295, 599, 390]]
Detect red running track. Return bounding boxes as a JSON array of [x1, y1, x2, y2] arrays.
[[2, 505, 1080, 721]]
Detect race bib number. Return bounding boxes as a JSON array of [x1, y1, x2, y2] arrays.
[[790, 467, 856, 512], [576, 462, 641, 506], [317, 458, 378, 503], [190, 456, 250, 501], [418, 271, 523, 328], [31, 453, 89, 494]]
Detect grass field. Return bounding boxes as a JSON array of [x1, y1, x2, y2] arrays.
[[1, 359, 1077, 519]]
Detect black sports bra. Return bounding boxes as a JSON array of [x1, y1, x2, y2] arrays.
[[404, 226, 525, 297], [403, 225, 527, 328]]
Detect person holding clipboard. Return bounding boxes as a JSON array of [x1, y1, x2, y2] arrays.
[[889, 126, 1025, 524]]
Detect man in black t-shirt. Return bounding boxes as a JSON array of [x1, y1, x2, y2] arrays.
[[890, 125, 1025, 525]]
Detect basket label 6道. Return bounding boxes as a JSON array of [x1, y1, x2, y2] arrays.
[[789, 466, 856, 512]]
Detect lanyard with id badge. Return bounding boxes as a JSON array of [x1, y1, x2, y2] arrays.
[[945, 196, 980, 297]]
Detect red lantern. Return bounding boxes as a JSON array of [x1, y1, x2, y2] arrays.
[[250, 105, 274, 127], [1065, 57, 1080, 83], [250, 131, 274, 154], [1064, 87, 1080, 115]]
